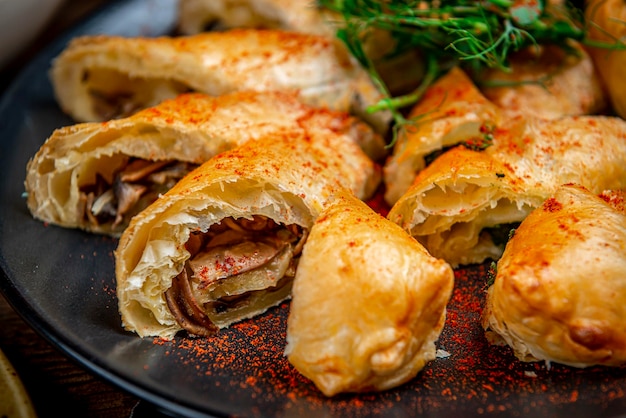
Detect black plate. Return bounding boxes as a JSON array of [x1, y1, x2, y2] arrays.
[[1, 1, 626, 417]]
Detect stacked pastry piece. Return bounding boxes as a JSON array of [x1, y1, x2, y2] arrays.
[[381, 41, 626, 370], [25, 90, 385, 236], [385, 65, 626, 267], [114, 116, 381, 338], [50, 27, 391, 134], [21, 2, 463, 397]]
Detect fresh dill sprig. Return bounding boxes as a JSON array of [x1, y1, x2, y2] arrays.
[[319, 0, 625, 141]]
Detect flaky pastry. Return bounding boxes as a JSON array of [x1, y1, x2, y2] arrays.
[[585, 0, 626, 119], [25, 91, 385, 236], [285, 190, 453, 396], [387, 115, 626, 267], [178, 0, 335, 37], [383, 67, 504, 205], [483, 184, 626, 367], [115, 129, 380, 339], [50, 29, 390, 133], [478, 42, 607, 120]]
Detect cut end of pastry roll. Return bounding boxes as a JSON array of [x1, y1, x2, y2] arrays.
[[383, 67, 503, 205], [50, 29, 391, 134], [115, 128, 379, 339], [483, 184, 626, 367], [25, 90, 385, 236], [387, 115, 626, 267], [285, 189, 454, 396]]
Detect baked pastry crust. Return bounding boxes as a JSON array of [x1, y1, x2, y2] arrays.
[[50, 29, 390, 133], [383, 67, 503, 205], [483, 184, 626, 367], [285, 190, 453, 396], [178, 0, 335, 36], [115, 128, 380, 339], [585, 0, 626, 119], [383, 56, 607, 206], [387, 115, 626, 267], [25, 91, 385, 236], [479, 42, 607, 120]]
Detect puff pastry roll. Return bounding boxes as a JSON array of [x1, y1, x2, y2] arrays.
[[387, 115, 626, 267], [50, 29, 390, 133], [483, 184, 626, 367], [383, 67, 504, 205], [478, 42, 607, 120], [175, 0, 423, 96], [285, 190, 453, 396], [178, 0, 335, 37], [25, 91, 385, 236], [115, 129, 380, 339]]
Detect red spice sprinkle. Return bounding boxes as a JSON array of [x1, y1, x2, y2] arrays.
[[543, 197, 563, 212], [133, 184, 626, 417]]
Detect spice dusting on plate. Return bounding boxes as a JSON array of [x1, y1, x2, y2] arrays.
[[146, 248, 626, 417]]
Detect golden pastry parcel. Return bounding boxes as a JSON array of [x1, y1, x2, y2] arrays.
[[115, 128, 380, 339]]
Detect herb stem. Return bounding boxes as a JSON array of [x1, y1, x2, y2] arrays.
[[367, 53, 440, 113]]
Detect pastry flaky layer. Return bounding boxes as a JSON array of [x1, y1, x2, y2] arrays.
[[115, 128, 380, 339], [383, 61, 607, 206], [285, 190, 454, 396], [483, 184, 626, 368], [383, 67, 504, 205], [178, 0, 335, 37], [24, 91, 385, 236], [50, 28, 390, 133], [387, 115, 626, 267]]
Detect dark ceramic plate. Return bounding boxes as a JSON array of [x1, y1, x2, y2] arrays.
[[1, 1, 626, 417]]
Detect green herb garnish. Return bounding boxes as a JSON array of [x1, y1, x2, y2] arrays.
[[319, 0, 625, 130]]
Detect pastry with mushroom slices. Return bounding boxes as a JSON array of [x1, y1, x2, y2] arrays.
[[115, 128, 380, 339], [50, 29, 391, 134], [483, 184, 626, 367], [25, 91, 385, 236], [387, 114, 626, 267], [285, 190, 453, 396]]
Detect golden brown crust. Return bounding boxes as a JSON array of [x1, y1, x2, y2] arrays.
[[387, 115, 626, 267], [383, 67, 504, 205], [483, 184, 626, 367], [50, 29, 390, 133], [285, 190, 453, 396], [25, 91, 385, 236], [115, 128, 380, 339], [177, 0, 335, 36], [479, 42, 607, 120], [585, 0, 626, 119]]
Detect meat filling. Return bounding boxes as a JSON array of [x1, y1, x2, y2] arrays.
[[165, 216, 308, 337], [79, 158, 196, 232]]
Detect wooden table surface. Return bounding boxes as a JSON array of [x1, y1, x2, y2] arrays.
[[0, 1, 152, 417]]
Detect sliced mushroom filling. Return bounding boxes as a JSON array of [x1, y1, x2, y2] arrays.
[[79, 158, 197, 231], [165, 215, 308, 337]]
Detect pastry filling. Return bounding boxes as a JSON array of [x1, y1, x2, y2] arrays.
[[79, 158, 196, 232], [83, 69, 192, 119], [165, 215, 308, 337]]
